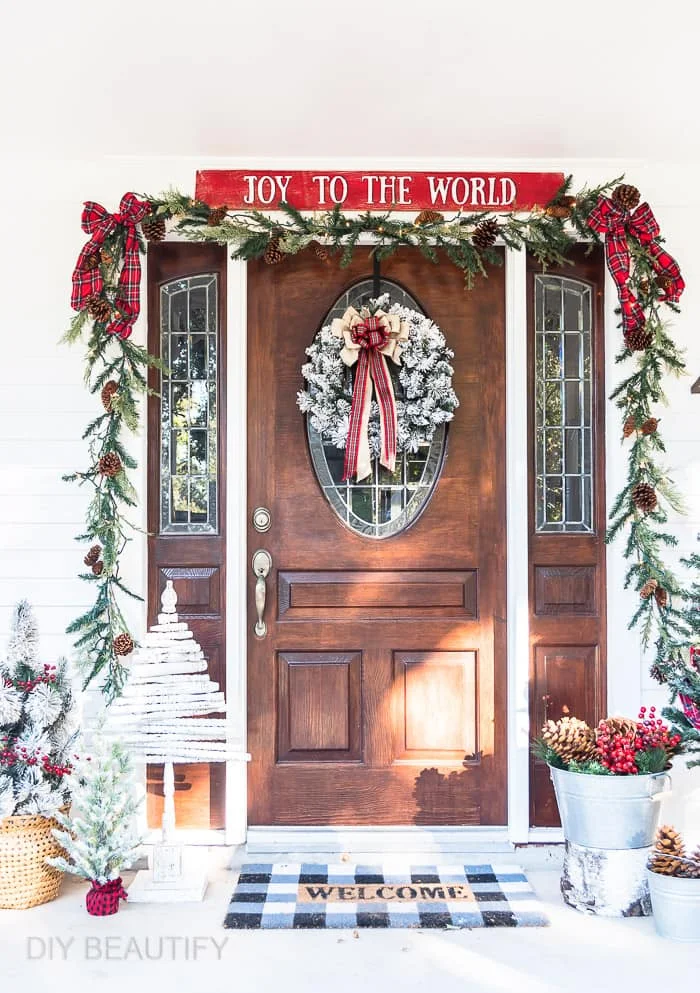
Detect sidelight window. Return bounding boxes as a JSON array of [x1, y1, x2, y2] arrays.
[[159, 274, 218, 533], [307, 278, 446, 540], [534, 274, 593, 532]]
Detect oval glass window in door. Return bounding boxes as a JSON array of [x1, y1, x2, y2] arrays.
[[306, 278, 448, 539]]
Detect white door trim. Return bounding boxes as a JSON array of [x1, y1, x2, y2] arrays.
[[224, 245, 534, 846]]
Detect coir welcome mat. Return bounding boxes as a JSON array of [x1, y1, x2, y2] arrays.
[[224, 863, 549, 929]]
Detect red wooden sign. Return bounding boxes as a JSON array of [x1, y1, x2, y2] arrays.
[[195, 170, 564, 213]]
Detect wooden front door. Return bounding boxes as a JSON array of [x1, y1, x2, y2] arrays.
[[247, 248, 507, 826]]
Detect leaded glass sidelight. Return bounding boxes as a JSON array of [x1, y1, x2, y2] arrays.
[[160, 275, 218, 533], [307, 278, 447, 539], [534, 274, 593, 532]]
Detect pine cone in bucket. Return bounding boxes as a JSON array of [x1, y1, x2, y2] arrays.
[[600, 716, 637, 738], [540, 717, 597, 765], [648, 825, 686, 876]]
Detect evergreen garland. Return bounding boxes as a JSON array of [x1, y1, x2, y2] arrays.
[[65, 176, 698, 735]]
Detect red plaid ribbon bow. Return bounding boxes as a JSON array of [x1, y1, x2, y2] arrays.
[[344, 316, 398, 482], [71, 193, 151, 339], [588, 196, 685, 334]]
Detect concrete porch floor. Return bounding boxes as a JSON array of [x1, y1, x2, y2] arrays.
[[1, 847, 695, 993]]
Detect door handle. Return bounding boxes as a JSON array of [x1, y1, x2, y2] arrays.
[[252, 549, 272, 637]]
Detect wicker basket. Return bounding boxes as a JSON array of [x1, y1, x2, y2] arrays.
[[0, 812, 66, 909]]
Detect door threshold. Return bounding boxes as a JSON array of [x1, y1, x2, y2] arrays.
[[246, 825, 513, 855]]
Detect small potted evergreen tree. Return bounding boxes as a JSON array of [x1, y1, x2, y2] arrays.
[[647, 825, 700, 941], [0, 601, 77, 909], [48, 735, 143, 915]]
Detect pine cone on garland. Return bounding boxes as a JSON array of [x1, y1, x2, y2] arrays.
[[623, 416, 637, 438], [83, 544, 102, 567], [612, 184, 641, 212], [98, 452, 122, 477], [312, 241, 329, 262], [655, 274, 675, 294], [263, 237, 284, 265], [82, 252, 99, 272], [641, 417, 658, 435], [86, 295, 112, 325], [624, 327, 653, 351], [649, 663, 666, 684], [91, 561, 104, 577], [141, 215, 166, 243], [545, 204, 572, 219], [472, 219, 499, 250], [207, 205, 228, 226], [99, 248, 114, 266], [414, 209, 444, 226], [101, 380, 119, 412], [540, 716, 597, 765], [631, 481, 658, 513], [654, 586, 669, 608], [113, 633, 134, 657], [640, 578, 658, 600]]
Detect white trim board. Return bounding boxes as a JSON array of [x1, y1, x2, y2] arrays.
[[222, 245, 533, 845]]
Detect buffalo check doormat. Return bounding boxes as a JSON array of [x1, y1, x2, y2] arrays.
[[224, 863, 549, 929]]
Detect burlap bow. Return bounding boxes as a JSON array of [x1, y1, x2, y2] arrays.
[[71, 193, 151, 340], [331, 306, 409, 482], [588, 196, 685, 334]]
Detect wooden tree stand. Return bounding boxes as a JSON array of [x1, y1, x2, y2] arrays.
[[561, 841, 652, 917]]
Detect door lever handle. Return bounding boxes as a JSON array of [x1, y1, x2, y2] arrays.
[[252, 549, 272, 637]]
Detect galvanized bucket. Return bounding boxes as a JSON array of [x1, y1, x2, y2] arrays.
[[550, 766, 671, 849], [648, 870, 700, 941]]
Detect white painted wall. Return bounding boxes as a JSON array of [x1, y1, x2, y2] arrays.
[[1, 156, 699, 833]]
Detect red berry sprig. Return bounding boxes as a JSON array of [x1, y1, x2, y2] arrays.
[[635, 706, 682, 756], [596, 721, 639, 774]]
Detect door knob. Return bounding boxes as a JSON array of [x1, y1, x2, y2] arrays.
[[252, 549, 272, 637]]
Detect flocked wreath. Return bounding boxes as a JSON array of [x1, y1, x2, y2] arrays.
[[296, 294, 459, 463]]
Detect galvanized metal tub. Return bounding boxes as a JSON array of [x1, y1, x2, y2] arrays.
[[648, 870, 700, 941], [550, 766, 671, 850]]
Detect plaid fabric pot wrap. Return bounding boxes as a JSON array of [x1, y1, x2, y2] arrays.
[[331, 306, 408, 482], [85, 877, 128, 916], [71, 193, 151, 340], [588, 196, 684, 334]]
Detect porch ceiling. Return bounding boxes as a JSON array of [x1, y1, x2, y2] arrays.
[[4, 0, 699, 163]]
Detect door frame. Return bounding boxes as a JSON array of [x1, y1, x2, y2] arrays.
[[219, 243, 542, 845]]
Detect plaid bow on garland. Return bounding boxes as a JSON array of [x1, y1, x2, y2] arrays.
[[71, 193, 151, 340], [588, 196, 685, 335]]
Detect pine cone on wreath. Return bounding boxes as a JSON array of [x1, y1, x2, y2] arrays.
[[101, 380, 119, 412], [414, 209, 444, 226], [631, 481, 658, 513], [624, 327, 653, 351], [207, 205, 228, 226], [654, 586, 669, 609], [312, 241, 329, 262], [98, 452, 122, 477], [141, 215, 166, 243], [472, 219, 499, 250], [641, 417, 658, 435], [83, 544, 102, 567], [640, 578, 658, 600], [623, 415, 637, 438], [87, 295, 112, 325], [540, 717, 597, 765], [113, 633, 134, 657], [91, 561, 104, 577], [612, 184, 641, 212], [263, 237, 284, 265]]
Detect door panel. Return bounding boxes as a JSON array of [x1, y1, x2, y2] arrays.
[[247, 248, 506, 826]]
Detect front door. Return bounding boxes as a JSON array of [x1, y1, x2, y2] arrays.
[[247, 248, 506, 825]]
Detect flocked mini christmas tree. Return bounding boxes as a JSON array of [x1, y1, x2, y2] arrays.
[[0, 601, 77, 818], [48, 737, 143, 886]]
